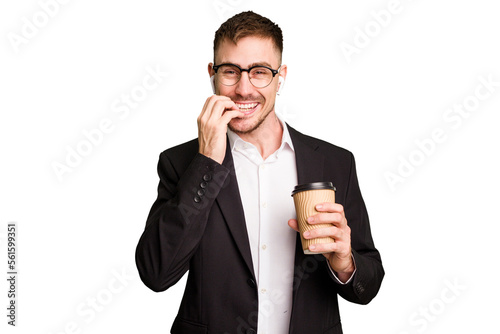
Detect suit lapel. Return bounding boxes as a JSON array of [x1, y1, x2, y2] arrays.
[[288, 125, 325, 187], [215, 141, 256, 279], [287, 125, 326, 307]]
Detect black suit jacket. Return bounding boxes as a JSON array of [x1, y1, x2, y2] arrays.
[[135, 125, 384, 334]]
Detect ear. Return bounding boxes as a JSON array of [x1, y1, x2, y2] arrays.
[[276, 77, 284, 95], [208, 63, 216, 94], [208, 62, 215, 77], [277, 64, 287, 95], [210, 75, 216, 94]]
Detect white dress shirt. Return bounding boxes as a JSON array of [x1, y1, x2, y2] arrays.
[[228, 120, 297, 334]]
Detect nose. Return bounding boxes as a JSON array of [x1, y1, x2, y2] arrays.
[[234, 71, 253, 96]]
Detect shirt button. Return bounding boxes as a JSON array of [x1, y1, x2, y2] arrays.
[[260, 164, 265, 169], [261, 245, 267, 250], [261, 288, 266, 294], [262, 202, 267, 208]]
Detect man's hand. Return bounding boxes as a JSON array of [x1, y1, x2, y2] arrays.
[[288, 202, 355, 282], [197, 95, 244, 164]]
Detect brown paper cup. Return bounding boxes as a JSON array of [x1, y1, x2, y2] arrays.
[[292, 182, 336, 254]]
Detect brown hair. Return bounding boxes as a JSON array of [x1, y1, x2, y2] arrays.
[[213, 11, 283, 63]]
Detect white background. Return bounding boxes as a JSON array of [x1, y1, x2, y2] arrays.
[[1, 0, 499, 333]]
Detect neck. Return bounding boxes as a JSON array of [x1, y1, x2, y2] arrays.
[[237, 111, 283, 160]]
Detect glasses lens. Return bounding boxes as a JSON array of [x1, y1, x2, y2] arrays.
[[249, 67, 273, 88], [218, 65, 241, 86]]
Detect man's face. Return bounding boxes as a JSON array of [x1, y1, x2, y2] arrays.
[[210, 36, 286, 134]]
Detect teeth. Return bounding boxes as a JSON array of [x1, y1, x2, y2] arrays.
[[236, 103, 258, 110]]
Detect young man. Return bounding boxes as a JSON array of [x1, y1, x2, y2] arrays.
[[136, 11, 384, 334]]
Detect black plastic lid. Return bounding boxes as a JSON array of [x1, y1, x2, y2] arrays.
[[291, 182, 336, 196]]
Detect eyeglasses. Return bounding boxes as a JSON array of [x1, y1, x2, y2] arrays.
[[212, 63, 280, 88]]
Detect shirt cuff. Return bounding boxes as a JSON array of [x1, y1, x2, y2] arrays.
[[327, 253, 356, 285]]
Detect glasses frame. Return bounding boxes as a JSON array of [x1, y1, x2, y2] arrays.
[[212, 63, 281, 88]]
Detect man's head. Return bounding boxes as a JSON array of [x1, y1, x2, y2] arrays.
[[209, 11, 286, 135], [213, 11, 283, 64]]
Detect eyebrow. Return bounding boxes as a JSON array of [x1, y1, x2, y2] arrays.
[[219, 61, 276, 68], [248, 61, 274, 68]]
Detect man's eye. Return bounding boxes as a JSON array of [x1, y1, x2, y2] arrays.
[[251, 68, 270, 76]]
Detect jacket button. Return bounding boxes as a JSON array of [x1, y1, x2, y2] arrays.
[[247, 278, 256, 288], [194, 196, 201, 203], [197, 189, 205, 196], [203, 174, 212, 181], [246, 329, 256, 334], [355, 282, 365, 294], [200, 181, 208, 189]]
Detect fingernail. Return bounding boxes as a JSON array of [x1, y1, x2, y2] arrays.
[[309, 245, 316, 250], [308, 217, 314, 223], [304, 231, 310, 238], [316, 204, 323, 210]]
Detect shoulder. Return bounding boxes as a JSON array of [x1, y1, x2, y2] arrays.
[[158, 138, 199, 168], [287, 124, 354, 161], [161, 138, 199, 156]]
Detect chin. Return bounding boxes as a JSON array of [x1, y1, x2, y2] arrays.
[[228, 119, 257, 134]]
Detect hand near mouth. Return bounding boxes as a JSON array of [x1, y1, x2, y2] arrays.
[[197, 95, 245, 164]]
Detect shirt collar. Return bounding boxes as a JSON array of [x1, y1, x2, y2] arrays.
[[227, 115, 295, 154]]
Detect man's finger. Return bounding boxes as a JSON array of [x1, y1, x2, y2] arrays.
[[206, 98, 236, 119], [288, 219, 299, 233], [315, 202, 344, 213], [220, 108, 245, 124], [309, 242, 340, 254], [307, 212, 344, 225], [303, 226, 342, 240], [199, 95, 233, 122]]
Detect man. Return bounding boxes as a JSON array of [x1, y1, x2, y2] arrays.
[[136, 11, 384, 334]]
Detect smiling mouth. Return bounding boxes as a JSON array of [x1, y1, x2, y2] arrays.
[[235, 102, 259, 114]]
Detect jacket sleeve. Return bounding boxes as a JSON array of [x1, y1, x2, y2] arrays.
[[135, 151, 229, 292], [329, 152, 385, 304]]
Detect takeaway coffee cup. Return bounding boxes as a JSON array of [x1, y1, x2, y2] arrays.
[[291, 182, 336, 254]]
